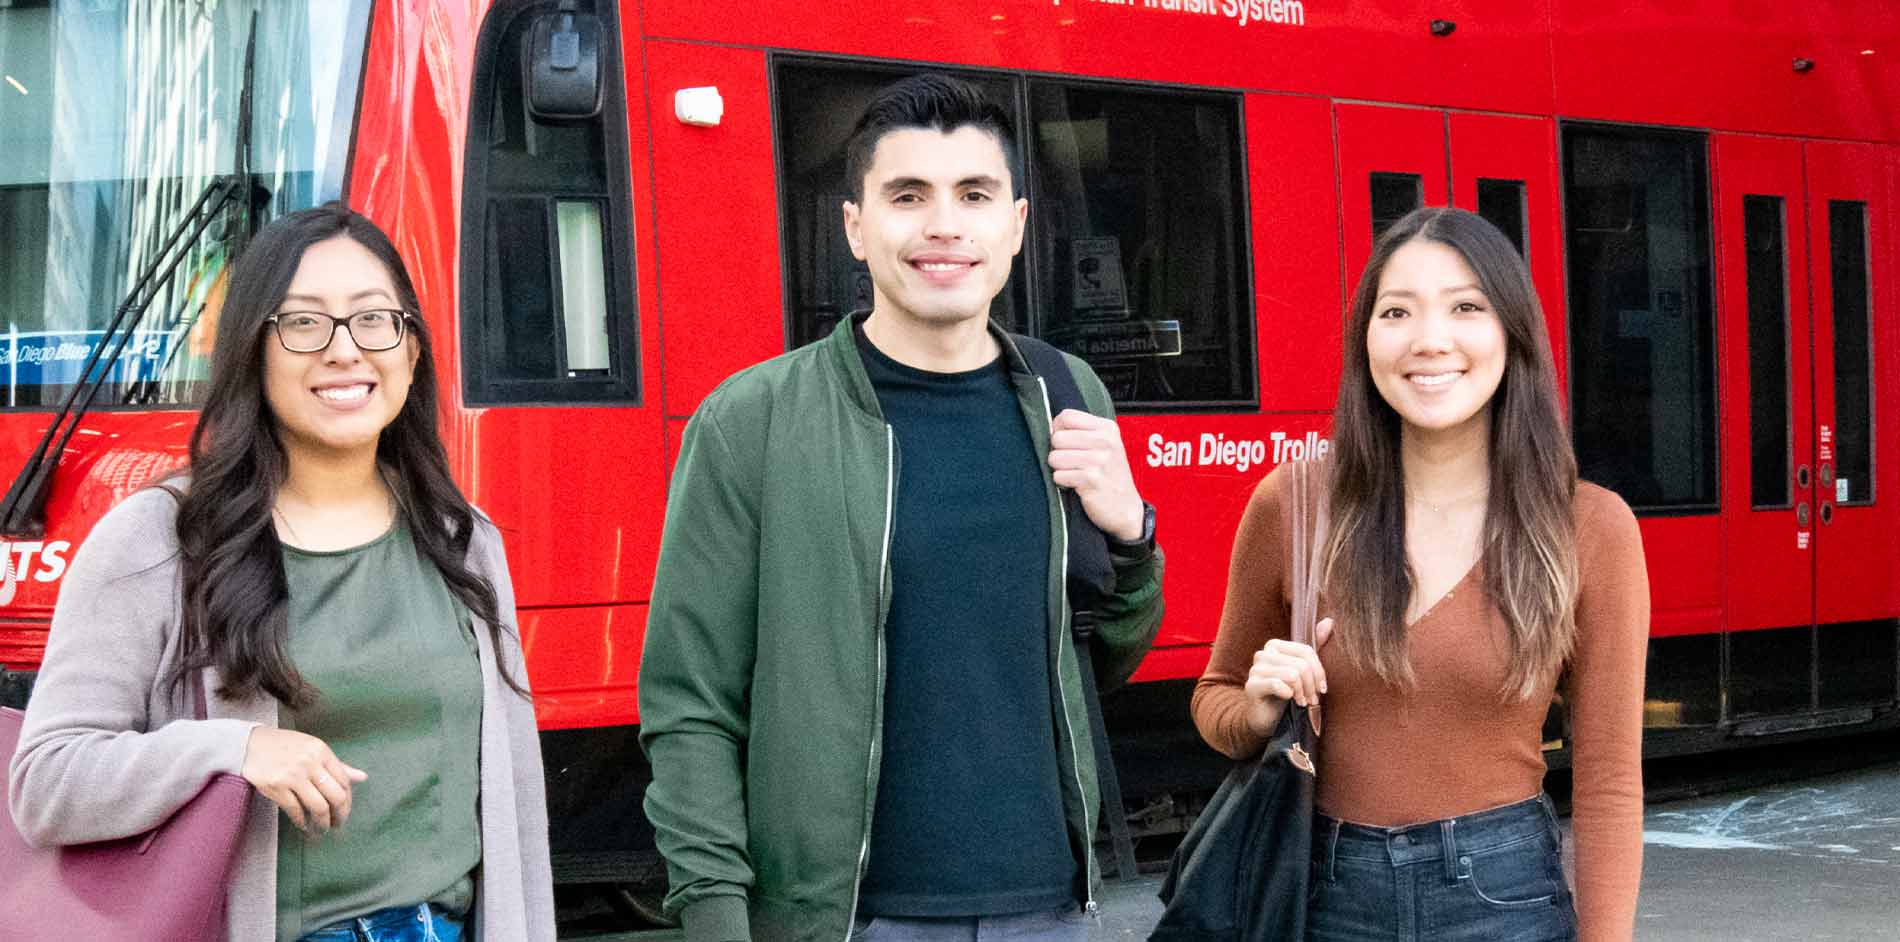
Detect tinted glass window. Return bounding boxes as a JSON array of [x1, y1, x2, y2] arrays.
[[1027, 80, 1253, 407], [1370, 172, 1422, 245], [1477, 178, 1528, 257], [1829, 201, 1872, 505], [0, 0, 370, 408], [1743, 196, 1790, 509], [774, 62, 1023, 348], [773, 62, 1256, 410], [462, 0, 638, 403], [1563, 126, 1717, 511]]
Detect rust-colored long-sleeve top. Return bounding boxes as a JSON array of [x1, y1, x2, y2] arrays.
[[1192, 466, 1648, 942]]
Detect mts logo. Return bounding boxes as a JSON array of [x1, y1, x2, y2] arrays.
[[0, 540, 72, 607]]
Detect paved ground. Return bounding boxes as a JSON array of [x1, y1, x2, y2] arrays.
[[573, 753, 1900, 941], [1089, 756, 1900, 941]]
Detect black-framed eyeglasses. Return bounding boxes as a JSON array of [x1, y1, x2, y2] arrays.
[[266, 309, 413, 353]]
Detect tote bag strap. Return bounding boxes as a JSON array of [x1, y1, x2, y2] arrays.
[[1285, 459, 1330, 648], [1284, 459, 1330, 738]]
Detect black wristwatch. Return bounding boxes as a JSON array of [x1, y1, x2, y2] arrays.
[[1106, 500, 1156, 559]]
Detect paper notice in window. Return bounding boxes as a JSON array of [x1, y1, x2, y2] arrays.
[[1072, 237, 1127, 314], [1837, 478, 1850, 503]]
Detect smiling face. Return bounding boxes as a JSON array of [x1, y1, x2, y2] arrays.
[[262, 235, 419, 463], [1364, 238, 1508, 440], [841, 125, 1027, 329]]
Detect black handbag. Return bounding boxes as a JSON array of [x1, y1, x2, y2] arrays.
[[1150, 458, 1328, 942]]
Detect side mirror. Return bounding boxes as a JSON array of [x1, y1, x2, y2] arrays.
[[526, 7, 602, 120]]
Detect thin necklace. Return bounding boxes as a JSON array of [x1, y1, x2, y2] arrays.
[[1409, 484, 1488, 516]]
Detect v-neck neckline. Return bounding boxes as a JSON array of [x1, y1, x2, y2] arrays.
[[1406, 560, 1479, 628]]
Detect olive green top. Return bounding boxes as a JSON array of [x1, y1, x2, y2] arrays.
[[275, 521, 483, 942]]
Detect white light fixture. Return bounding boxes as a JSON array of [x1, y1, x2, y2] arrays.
[[3, 75, 26, 95], [675, 86, 723, 127]]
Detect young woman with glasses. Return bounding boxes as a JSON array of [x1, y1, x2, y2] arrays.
[[9, 203, 554, 942], [1193, 208, 1649, 942]]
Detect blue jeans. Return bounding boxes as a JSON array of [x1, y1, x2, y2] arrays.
[[849, 905, 1093, 942], [1308, 795, 1577, 942], [296, 903, 465, 942]]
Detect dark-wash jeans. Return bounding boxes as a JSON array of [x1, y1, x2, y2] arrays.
[[1308, 794, 1578, 942]]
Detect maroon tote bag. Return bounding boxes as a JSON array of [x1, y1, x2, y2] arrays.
[[1, 679, 250, 942]]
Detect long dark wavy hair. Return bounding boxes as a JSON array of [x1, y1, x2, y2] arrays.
[[1322, 207, 1579, 698], [168, 202, 526, 707]]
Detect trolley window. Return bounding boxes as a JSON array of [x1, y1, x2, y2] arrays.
[[460, 0, 639, 404], [0, 0, 371, 409], [1743, 195, 1791, 509], [1026, 80, 1254, 408], [772, 60, 1257, 411], [774, 62, 1023, 348], [1369, 172, 1423, 245], [1829, 200, 1872, 506], [1477, 178, 1528, 258], [1563, 125, 1717, 512]]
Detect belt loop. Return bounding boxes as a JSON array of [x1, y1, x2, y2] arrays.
[[1440, 818, 1460, 883]]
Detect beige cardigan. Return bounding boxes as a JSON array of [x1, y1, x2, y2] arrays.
[[8, 488, 555, 941]]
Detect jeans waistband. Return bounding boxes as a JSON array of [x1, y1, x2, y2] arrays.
[[1314, 794, 1558, 880]]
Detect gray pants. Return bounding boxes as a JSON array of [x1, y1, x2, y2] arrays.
[[850, 906, 1093, 942]]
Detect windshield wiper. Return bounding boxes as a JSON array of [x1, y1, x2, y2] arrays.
[[0, 176, 255, 537], [0, 16, 262, 539]]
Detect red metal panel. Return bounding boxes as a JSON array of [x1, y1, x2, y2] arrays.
[[1247, 93, 1343, 413], [1791, 3, 1897, 144], [1552, 0, 1888, 142], [1123, 411, 1332, 657], [518, 603, 647, 729], [1637, 516, 1724, 638], [460, 3, 670, 617], [1808, 140, 1899, 625], [1335, 103, 1447, 287], [1448, 113, 1567, 394], [646, 41, 788, 419], [1712, 134, 1813, 634], [0, 414, 192, 624], [348, 0, 484, 464], [1129, 644, 1215, 684], [644, 0, 1553, 116]]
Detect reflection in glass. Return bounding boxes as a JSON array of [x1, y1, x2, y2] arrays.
[[1563, 126, 1716, 511], [0, 1, 371, 407], [1829, 201, 1872, 505], [1028, 80, 1252, 407], [557, 200, 610, 373], [1743, 196, 1790, 509], [772, 62, 1023, 348]]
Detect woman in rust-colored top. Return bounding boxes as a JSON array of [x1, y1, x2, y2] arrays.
[[1194, 207, 1648, 942]]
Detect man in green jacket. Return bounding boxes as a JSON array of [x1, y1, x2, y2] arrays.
[[639, 73, 1164, 942]]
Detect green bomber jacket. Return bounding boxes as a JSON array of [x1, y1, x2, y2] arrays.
[[638, 315, 1165, 942]]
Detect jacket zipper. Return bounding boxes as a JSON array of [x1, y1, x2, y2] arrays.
[[1037, 377, 1099, 915], [845, 424, 897, 938]]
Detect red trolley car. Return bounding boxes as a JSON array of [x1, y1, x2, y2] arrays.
[[2, 0, 1896, 914]]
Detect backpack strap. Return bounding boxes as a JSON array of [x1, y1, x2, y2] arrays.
[[1012, 333, 1140, 882], [1012, 335, 1117, 613]]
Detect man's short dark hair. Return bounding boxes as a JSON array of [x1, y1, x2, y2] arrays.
[[843, 73, 1021, 203]]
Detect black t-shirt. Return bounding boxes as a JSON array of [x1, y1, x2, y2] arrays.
[[854, 325, 1077, 917]]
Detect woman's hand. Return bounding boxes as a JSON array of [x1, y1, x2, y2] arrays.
[[240, 726, 368, 834], [1243, 617, 1334, 736]]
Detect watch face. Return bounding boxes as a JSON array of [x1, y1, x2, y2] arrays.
[[1114, 503, 1155, 548]]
